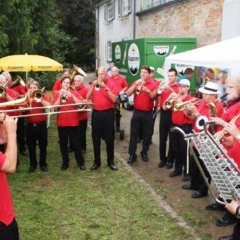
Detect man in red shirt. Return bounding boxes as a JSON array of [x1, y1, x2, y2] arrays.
[[0, 114, 19, 240], [165, 79, 194, 180], [53, 76, 85, 170], [108, 66, 128, 132], [25, 80, 51, 172], [73, 74, 89, 154], [86, 67, 118, 171], [126, 65, 157, 164], [153, 68, 180, 169]]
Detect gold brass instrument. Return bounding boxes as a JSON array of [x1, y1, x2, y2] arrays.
[[31, 87, 45, 103], [135, 79, 145, 95], [9, 75, 25, 89], [172, 124, 240, 205], [172, 98, 199, 111], [0, 79, 10, 98], [216, 113, 240, 141], [164, 92, 181, 110], [70, 64, 87, 80], [94, 79, 102, 91], [60, 89, 69, 103], [0, 94, 29, 108]]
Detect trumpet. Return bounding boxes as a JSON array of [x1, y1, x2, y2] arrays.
[[164, 92, 181, 110], [172, 98, 199, 111], [60, 88, 69, 103], [216, 113, 240, 141], [157, 81, 168, 94], [94, 79, 102, 91], [135, 78, 145, 95], [31, 87, 45, 103]]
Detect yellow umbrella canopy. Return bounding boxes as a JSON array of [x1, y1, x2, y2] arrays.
[[0, 54, 63, 72]]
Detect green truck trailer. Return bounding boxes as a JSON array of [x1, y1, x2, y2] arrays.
[[111, 37, 197, 93]]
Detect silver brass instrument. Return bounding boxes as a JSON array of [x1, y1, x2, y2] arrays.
[[135, 78, 145, 95], [173, 123, 240, 205], [157, 81, 168, 94]]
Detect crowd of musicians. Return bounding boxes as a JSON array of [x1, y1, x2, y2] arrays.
[[1, 65, 240, 240]]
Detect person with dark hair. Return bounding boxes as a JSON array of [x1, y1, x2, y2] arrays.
[[0, 114, 19, 240], [153, 68, 180, 169], [52, 68, 70, 93], [126, 65, 157, 164], [25, 80, 50, 173], [177, 68, 194, 82], [53, 76, 85, 171], [86, 67, 118, 171]]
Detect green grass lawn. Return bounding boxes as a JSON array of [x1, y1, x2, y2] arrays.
[[8, 116, 196, 240]]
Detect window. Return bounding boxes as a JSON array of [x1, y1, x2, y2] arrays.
[[104, 0, 115, 23], [118, 0, 132, 17], [105, 41, 112, 61], [141, 0, 175, 11]]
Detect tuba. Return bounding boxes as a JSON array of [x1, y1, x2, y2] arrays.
[[70, 64, 87, 80]]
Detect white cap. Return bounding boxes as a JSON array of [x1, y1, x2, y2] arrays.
[[179, 79, 190, 87], [149, 66, 155, 72], [199, 81, 221, 95]]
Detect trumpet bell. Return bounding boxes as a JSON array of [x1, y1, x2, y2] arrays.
[[195, 115, 209, 131], [71, 64, 87, 79]]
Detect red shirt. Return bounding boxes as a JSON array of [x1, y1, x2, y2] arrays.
[[75, 85, 89, 121], [108, 74, 128, 94], [11, 85, 26, 96], [90, 80, 117, 111], [53, 90, 81, 126], [172, 95, 194, 125], [0, 153, 15, 225], [227, 140, 240, 169], [193, 99, 223, 133], [159, 82, 180, 108], [26, 95, 50, 123], [52, 79, 62, 93], [133, 79, 157, 112]]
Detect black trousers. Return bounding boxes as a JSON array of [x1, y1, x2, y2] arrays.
[[78, 119, 87, 151], [58, 126, 84, 167], [0, 218, 19, 240], [17, 117, 26, 152], [128, 109, 153, 155], [233, 220, 240, 239], [170, 124, 192, 172], [26, 122, 48, 168], [91, 109, 115, 165], [189, 147, 211, 193], [159, 109, 174, 163], [115, 102, 122, 130]]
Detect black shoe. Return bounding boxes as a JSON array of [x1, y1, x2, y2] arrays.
[[205, 202, 225, 211], [166, 162, 173, 169], [29, 166, 36, 173], [108, 164, 118, 170], [79, 164, 86, 170], [40, 165, 48, 172], [158, 161, 166, 168], [182, 184, 197, 190], [169, 170, 182, 177], [218, 235, 234, 240], [182, 173, 190, 182], [61, 165, 69, 170], [141, 153, 149, 162], [191, 191, 208, 198], [216, 212, 238, 227], [90, 163, 101, 170], [127, 154, 137, 164]]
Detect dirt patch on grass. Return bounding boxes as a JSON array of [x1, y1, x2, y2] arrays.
[[116, 109, 233, 240]]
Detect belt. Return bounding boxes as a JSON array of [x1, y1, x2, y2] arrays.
[[27, 121, 46, 127]]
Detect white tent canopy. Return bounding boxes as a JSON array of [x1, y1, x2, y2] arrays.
[[165, 36, 240, 76]]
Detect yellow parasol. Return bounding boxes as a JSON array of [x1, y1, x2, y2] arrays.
[[0, 54, 63, 72]]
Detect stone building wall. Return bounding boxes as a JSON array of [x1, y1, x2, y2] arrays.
[[136, 0, 224, 47]]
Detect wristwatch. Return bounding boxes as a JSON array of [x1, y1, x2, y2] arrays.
[[235, 205, 240, 219]]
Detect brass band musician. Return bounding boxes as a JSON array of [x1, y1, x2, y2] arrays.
[[25, 80, 50, 173]]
